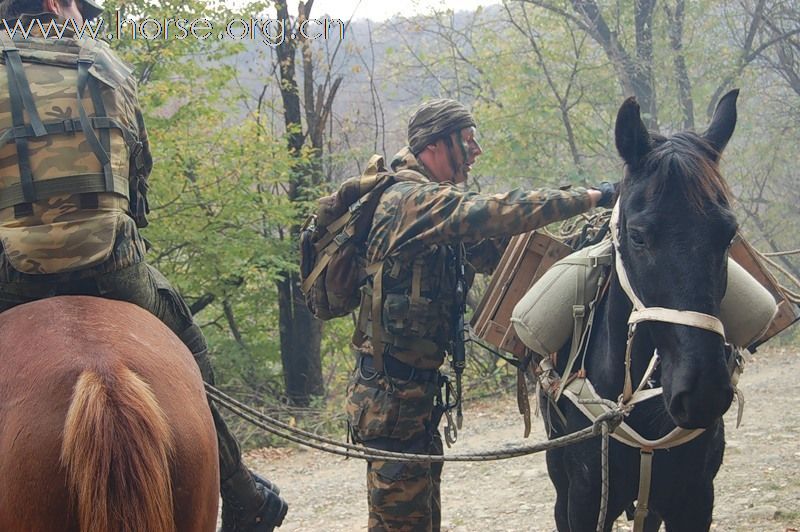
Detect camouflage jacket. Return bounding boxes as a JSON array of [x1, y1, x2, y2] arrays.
[[0, 14, 152, 280], [354, 147, 595, 370]]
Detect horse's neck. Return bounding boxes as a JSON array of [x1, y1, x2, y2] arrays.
[[588, 271, 657, 398]]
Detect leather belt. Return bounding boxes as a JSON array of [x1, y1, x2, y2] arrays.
[[358, 353, 440, 384]]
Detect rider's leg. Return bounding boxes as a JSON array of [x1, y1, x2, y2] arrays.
[[95, 263, 288, 531]]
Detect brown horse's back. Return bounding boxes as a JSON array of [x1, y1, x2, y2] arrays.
[[0, 296, 219, 532]]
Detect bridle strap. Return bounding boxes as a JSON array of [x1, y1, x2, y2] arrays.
[[629, 308, 725, 337], [609, 200, 727, 404]]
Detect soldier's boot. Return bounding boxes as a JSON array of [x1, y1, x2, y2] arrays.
[[219, 463, 289, 532]]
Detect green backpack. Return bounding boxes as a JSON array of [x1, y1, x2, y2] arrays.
[[299, 155, 397, 320]]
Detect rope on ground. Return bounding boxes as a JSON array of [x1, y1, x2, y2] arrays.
[[205, 383, 625, 463]]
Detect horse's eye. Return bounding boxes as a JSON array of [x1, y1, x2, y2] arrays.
[[629, 229, 646, 248]]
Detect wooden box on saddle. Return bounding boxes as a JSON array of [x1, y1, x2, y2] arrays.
[[471, 231, 572, 358], [728, 234, 800, 348], [473, 230, 800, 357]]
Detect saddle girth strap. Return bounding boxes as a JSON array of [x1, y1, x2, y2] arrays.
[[632, 448, 654, 532]]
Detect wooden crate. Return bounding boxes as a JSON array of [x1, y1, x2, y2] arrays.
[[471, 231, 800, 357], [471, 231, 572, 358], [729, 235, 800, 348]]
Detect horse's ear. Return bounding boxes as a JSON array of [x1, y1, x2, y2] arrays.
[[703, 89, 739, 160], [615, 96, 651, 169]]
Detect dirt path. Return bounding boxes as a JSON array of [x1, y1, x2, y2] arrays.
[[246, 346, 800, 531]]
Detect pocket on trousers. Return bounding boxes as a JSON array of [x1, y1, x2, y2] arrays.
[[346, 380, 400, 443]]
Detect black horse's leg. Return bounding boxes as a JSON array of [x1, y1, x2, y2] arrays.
[[642, 510, 663, 532], [661, 483, 714, 532], [563, 443, 609, 532], [546, 448, 570, 531]]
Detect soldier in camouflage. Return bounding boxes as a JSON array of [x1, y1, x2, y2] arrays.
[[346, 99, 616, 531], [0, 1, 287, 530]]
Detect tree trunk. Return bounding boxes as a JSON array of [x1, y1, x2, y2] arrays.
[[277, 275, 324, 405], [273, 0, 325, 406]]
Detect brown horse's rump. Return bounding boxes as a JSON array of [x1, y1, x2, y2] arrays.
[[0, 296, 219, 532]]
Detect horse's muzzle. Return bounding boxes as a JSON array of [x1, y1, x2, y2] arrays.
[[668, 380, 734, 429]]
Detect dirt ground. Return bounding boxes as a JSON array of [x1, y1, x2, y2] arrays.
[[246, 346, 800, 531]]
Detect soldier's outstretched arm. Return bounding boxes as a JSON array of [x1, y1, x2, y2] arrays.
[[380, 183, 599, 256]]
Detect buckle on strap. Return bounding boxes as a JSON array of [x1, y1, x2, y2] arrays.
[[333, 231, 351, 247]]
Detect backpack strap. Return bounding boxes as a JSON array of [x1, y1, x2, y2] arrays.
[[555, 253, 613, 400], [1, 33, 47, 204], [300, 214, 355, 295], [371, 261, 385, 371], [76, 40, 116, 195], [393, 168, 428, 182]]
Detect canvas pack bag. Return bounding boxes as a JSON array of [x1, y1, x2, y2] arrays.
[[299, 155, 397, 320]]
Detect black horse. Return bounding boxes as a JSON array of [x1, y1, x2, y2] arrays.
[[543, 90, 740, 531]]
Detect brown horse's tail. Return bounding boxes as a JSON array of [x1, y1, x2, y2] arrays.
[[61, 366, 176, 532]]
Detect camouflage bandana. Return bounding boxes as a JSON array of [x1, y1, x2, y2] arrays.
[[407, 99, 476, 155]]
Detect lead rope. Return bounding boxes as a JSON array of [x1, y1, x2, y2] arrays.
[[205, 382, 625, 462], [597, 420, 611, 532]]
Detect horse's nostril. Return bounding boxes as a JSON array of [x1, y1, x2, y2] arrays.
[[669, 386, 734, 429], [669, 391, 691, 425]]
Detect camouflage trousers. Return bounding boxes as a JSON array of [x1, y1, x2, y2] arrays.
[[346, 366, 444, 532], [0, 260, 244, 483]]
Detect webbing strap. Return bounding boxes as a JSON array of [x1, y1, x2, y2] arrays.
[[0, 116, 135, 147], [371, 262, 385, 372], [359, 320, 440, 356], [411, 258, 423, 300], [556, 261, 610, 401], [300, 223, 357, 294], [86, 70, 114, 193], [2, 35, 46, 203], [301, 245, 333, 294], [0, 36, 46, 137], [558, 267, 585, 401], [562, 377, 705, 449], [0, 173, 129, 210], [314, 209, 352, 252], [77, 56, 114, 194], [632, 449, 654, 531], [629, 307, 725, 337]]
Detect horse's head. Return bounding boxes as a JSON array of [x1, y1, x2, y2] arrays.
[[613, 90, 740, 429]]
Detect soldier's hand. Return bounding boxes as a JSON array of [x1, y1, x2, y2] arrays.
[[591, 181, 619, 208]]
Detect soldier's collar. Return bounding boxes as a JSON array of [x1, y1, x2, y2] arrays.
[[390, 146, 432, 183]]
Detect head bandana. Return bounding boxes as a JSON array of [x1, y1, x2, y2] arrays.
[[407, 99, 476, 155]]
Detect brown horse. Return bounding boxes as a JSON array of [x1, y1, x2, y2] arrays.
[[0, 296, 219, 532]]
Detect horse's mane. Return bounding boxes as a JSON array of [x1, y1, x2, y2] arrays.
[[637, 131, 733, 215]]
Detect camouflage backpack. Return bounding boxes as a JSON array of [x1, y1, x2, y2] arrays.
[[299, 155, 398, 321], [0, 33, 146, 213]]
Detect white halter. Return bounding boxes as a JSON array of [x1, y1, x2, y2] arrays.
[[608, 199, 726, 404]]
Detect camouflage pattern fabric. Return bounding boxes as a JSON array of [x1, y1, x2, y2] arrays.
[[0, 194, 146, 277], [407, 99, 475, 155], [346, 369, 443, 531], [346, 146, 596, 531], [0, 13, 246, 494], [0, 14, 152, 276]]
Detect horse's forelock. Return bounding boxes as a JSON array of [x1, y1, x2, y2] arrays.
[[639, 132, 732, 215]]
